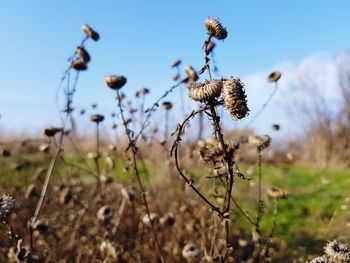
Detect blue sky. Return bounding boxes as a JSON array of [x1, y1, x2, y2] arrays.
[[0, 1, 349, 138]]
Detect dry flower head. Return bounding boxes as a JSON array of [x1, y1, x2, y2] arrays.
[[205, 17, 227, 40], [188, 80, 222, 102]]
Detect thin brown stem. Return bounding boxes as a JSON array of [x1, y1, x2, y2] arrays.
[[256, 150, 262, 231]]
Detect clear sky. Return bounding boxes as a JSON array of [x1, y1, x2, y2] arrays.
[[0, 1, 349, 138]]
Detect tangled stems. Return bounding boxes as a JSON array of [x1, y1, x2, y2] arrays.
[[116, 90, 165, 263]]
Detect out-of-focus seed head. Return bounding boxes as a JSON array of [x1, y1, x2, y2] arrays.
[[1, 149, 11, 157], [44, 127, 63, 137], [222, 78, 249, 120], [99, 241, 117, 259], [248, 135, 271, 151], [121, 118, 132, 126], [71, 60, 88, 71], [324, 240, 350, 263], [172, 73, 180, 81], [171, 59, 182, 68], [139, 87, 150, 95], [205, 17, 227, 40], [91, 103, 97, 109], [128, 107, 137, 114], [121, 187, 135, 202], [90, 114, 105, 123], [106, 75, 127, 90], [309, 255, 335, 263], [162, 101, 173, 110], [142, 213, 159, 225], [184, 65, 199, 81], [76, 47, 91, 63], [160, 212, 175, 226], [205, 41, 216, 54], [97, 205, 114, 223], [268, 71, 282, 82], [267, 187, 288, 199], [25, 184, 36, 200], [0, 194, 15, 222], [38, 143, 50, 153], [87, 151, 101, 160], [188, 79, 222, 102], [80, 109, 86, 115], [81, 24, 100, 41], [111, 123, 117, 129], [272, 124, 280, 131], [59, 188, 72, 205], [182, 243, 200, 261]]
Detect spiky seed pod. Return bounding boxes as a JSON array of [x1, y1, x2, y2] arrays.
[[248, 135, 271, 151], [142, 213, 159, 225], [188, 80, 222, 102], [205, 41, 216, 54], [205, 17, 227, 40], [44, 127, 62, 137], [309, 255, 335, 263], [171, 59, 181, 68], [76, 47, 90, 63], [106, 75, 127, 90], [268, 71, 282, 82], [222, 78, 249, 120], [184, 65, 199, 81], [267, 187, 288, 199], [97, 206, 114, 223], [324, 240, 350, 263], [90, 114, 105, 123], [81, 24, 100, 41], [162, 101, 173, 110], [71, 60, 87, 71], [182, 243, 200, 261], [0, 194, 15, 222]]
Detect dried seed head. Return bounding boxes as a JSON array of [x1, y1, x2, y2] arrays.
[[162, 101, 173, 110], [172, 73, 180, 81], [90, 114, 105, 123], [44, 127, 63, 137], [139, 87, 150, 95], [324, 240, 350, 263], [76, 47, 90, 63], [71, 60, 87, 71], [205, 41, 216, 54], [81, 24, 100, 41], [160, 212, 175, 226], [171, 59, 182, 68], [248, 135, 271, 151], [188, 79, 222, 102], [128, 107, 137, 114], [111, 123, 117, 129], [184, 65, 199, 81], [106, 75, 127, 90], [99, 241, 117, 259], [38, 143, 50, 153], [97, 205, 114, 223], [120, 118, 132, 126], [182, 243, 200, 260], [205, 17, 227, 40], [0, 194, 15, 222], [267, 187, 288, 199], [196, 139, 224, 167], [142, 213, 159, 225], [268, 71, 282, 82], [222, 78, 249, 120]]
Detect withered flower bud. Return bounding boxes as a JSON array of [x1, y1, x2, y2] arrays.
[[182, 243, 200, 261], [106, 75, 127, 90], [205, 17, 227, 40], [222, 78, 249, 120], [81, 24, 100, 41], [248, 135, 271, 151]]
